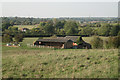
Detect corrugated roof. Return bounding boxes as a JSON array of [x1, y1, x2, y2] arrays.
[[65, 36, 79, 42], [36, 36, 79, 43], [56, 36, 79, 42], [36, 38, 73, 43]]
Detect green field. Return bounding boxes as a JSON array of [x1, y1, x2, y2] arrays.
[[82, 36, 108, 43], [13, 25, 37, 30], [2, 37, 118, 78]]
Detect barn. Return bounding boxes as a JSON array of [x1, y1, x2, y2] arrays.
[[34, 38, 73, 49]]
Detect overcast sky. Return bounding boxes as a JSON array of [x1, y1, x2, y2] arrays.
[[1, 0, 120, 2], [0, 0, 119, 18]]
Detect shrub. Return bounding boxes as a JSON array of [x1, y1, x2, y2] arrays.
[[14, 34, 24, 43], [98, 24, 110, 36], [104, 40, 110, 49], [118, 31, 120, 36], [105, 36, 120, 48], [51, 34, 57, 38], [2, 34, 13, 43], [90, 36, 103, 49]]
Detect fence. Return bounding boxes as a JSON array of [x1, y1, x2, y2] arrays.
[[27, 44, 56, 49]]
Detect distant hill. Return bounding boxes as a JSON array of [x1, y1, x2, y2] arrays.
[[1, 17, 118, 25]]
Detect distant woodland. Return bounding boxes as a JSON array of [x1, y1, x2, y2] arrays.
[[1, 17, 120, 37]]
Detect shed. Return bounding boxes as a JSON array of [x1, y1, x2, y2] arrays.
[[34, 38, 73, 49], [77, 42, 92, 49], [76, 37, 92, 49]]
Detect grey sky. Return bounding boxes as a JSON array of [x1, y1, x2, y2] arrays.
[[1, 2, 118, 18], [1, 0, 119, 2]]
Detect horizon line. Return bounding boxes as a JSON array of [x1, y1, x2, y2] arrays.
[[0, 16, 118, 18]]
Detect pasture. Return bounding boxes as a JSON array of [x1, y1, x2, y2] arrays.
[[13, 25, 37, 30], [2, 37, 118, 78], [82, 36, 108, 43]]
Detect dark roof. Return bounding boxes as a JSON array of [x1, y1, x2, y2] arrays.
[[65, 36, 79, 42], [57, 36, 79, 42], [36, 36, 79, 43], [36, 38, 73, 43]]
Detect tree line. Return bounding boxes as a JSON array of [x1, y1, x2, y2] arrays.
[[2, 17, 120, 36], [2, 17, 118, 25], [1, 17, 120, 43], [90, 36, 120, 49]]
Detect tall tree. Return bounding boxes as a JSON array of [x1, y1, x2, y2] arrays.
[[64, 21, 78, 35], [14, 34, 24, 43], [44, 21, 55, 35], [79, 27, 93, 36], [2, 22, 11, 31], [98, 24, 110, 36], [109, 24, 120, 36], [2, 34, 13, 43]]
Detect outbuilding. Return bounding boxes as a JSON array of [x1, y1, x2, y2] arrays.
[[34, 38, 73, 49]]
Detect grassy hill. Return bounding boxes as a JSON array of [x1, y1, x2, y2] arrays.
[[2, 46, 118, 78], [2, 37, 118, 78]]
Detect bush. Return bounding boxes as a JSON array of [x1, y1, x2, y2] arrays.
[[2, 34, 13, 43], [105, 36, 120, 48], [79, 27, 93, 36], [98, 24, 110, 36], [90, 36, 103, 49], [14, 34, 24, 43], [118, 31, 120, 36], [51, 34, 57, 38]]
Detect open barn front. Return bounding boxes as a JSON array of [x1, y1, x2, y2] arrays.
[[36, 41, 64, 48]]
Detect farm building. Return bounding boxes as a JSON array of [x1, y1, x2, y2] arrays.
[[34, 36, 92, 49], [76, 36, 92, 49], [77, 42, 92, 49], [64, 36, 91, 49], [34, 38, 73, 49]]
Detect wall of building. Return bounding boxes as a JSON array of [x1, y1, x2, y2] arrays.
[[64, 41, 73, 49], [34, 41, 64, 48], [34, 41, 73, 49]]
